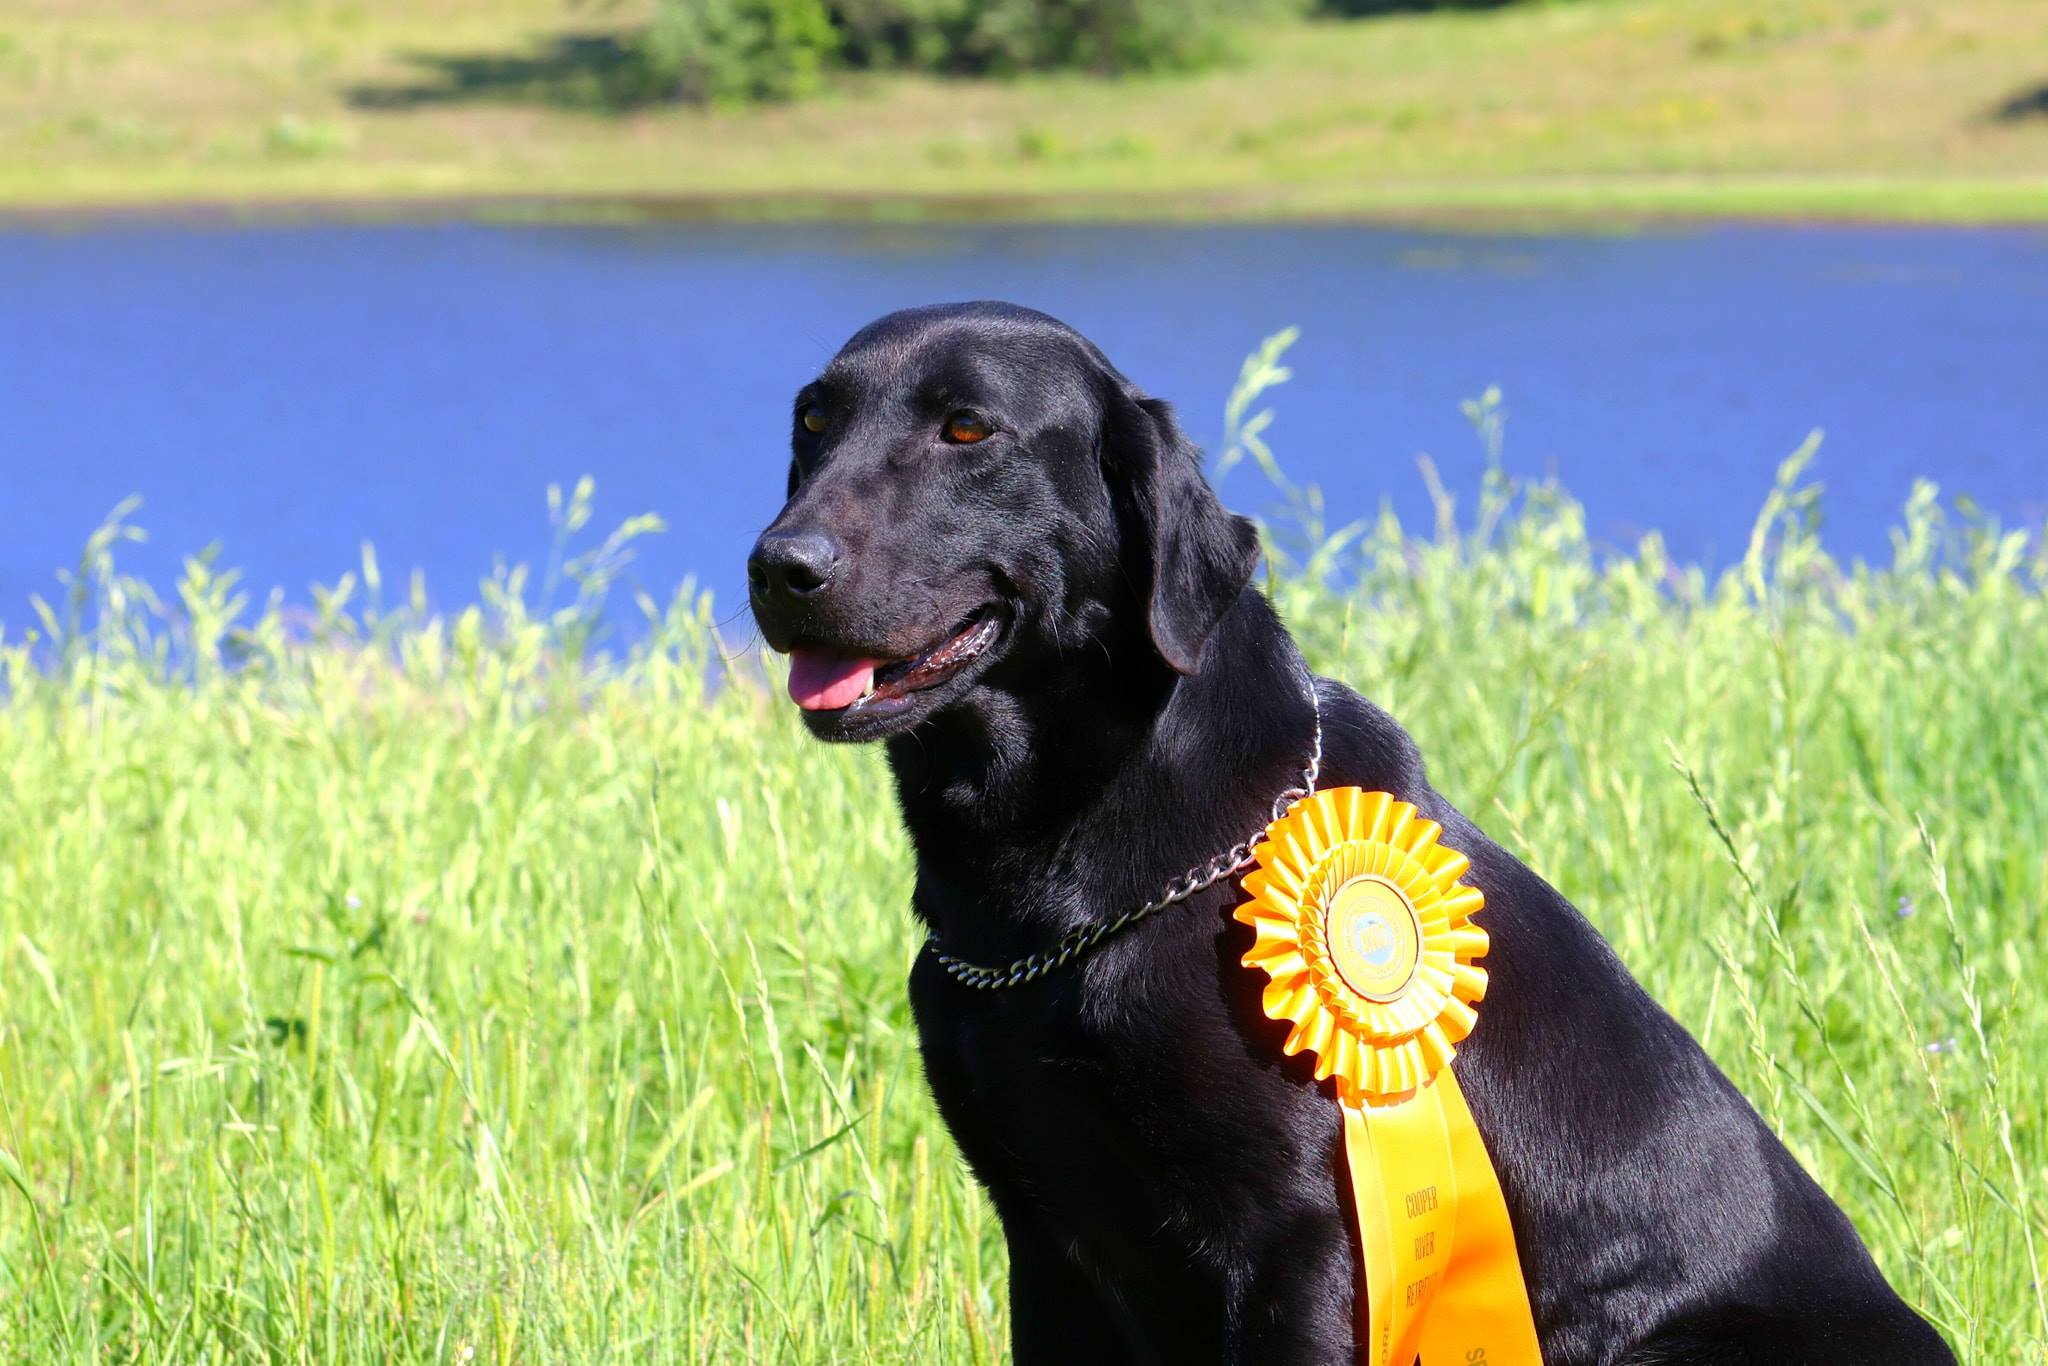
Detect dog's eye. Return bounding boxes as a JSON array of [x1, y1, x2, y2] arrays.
[[943, 411, 994, 445], [800, 403, 829, 434]]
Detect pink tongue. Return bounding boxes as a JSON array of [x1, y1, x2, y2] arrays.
[[787, 648, 880, 711]]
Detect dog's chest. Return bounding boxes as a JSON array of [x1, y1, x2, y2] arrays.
[[926, 984, 1150, 1159], [911, 953, 1299, 1264]]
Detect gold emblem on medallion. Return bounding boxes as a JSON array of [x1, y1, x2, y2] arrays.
[[1326, 875, 1422, 1003]]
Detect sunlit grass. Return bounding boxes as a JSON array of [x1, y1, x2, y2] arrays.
[[2, 0, 2047, 221], [1, 414, 2045, 1359]]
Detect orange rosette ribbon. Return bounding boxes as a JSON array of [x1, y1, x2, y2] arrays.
[[1236, 788, 1543, 1366]]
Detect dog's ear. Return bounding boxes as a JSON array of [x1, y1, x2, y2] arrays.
[[1102, 384, 1262, 675]]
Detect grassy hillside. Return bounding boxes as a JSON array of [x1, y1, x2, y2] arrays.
[[2, 0, 2047, 220], [1, 454, 2045, 1360]]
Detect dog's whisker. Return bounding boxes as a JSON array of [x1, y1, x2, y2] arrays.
[[715, 629, 766, 668]]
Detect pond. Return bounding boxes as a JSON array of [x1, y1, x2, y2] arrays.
[[3, 220, 2044, 638]]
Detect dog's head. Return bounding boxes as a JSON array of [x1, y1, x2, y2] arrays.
[[748, 302, 1260, 742]]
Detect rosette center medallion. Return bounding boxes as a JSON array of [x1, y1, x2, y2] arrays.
[[1326, 874, 1421, 1003]]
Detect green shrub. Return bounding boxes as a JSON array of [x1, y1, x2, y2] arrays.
[[643, 0, 839, 103], [832, 0, 1286, 75], [640, 0, 1293, 103]]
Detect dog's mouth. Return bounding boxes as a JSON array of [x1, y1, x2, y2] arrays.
[[785, 608, 1004, 722]]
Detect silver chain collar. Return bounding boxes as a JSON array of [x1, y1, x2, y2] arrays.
[[926, 680, 1324, 991]]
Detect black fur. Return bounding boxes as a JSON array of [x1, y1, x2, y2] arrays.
[[748, 302, 1953, 1366]]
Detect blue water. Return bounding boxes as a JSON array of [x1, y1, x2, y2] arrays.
[[3, 221, 2045, 637]]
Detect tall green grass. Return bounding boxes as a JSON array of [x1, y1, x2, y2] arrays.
[[2, 394, 2044, 1361]]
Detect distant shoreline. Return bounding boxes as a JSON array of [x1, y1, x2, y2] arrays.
[[12, 0, 2047, 235], [6, 178, 2048, 231]]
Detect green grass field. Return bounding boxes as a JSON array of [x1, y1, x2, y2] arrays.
[[1, 429, 2046, 1361], [3, 0, 2048, 221]]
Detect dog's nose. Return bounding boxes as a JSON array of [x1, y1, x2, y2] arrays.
[[748, 529, 840, 601]]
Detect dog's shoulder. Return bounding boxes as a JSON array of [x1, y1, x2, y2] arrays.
[[1305, 674, 1432, 799]]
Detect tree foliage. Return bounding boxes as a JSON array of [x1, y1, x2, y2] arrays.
[[645, 0, 840, 102], [643, 0, 1299, 102]]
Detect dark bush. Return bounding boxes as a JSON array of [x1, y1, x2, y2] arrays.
[[642, 0, 1297, 103], [643, 0, 839, 102], [1314, 0, 1518, 13], [832, 0, 1293, 75]]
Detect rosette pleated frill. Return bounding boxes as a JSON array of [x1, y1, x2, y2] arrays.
[[1234, 788, 1491, 1107]]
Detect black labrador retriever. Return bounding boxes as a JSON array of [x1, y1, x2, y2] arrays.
[[747, 302, 1953, 1366]]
